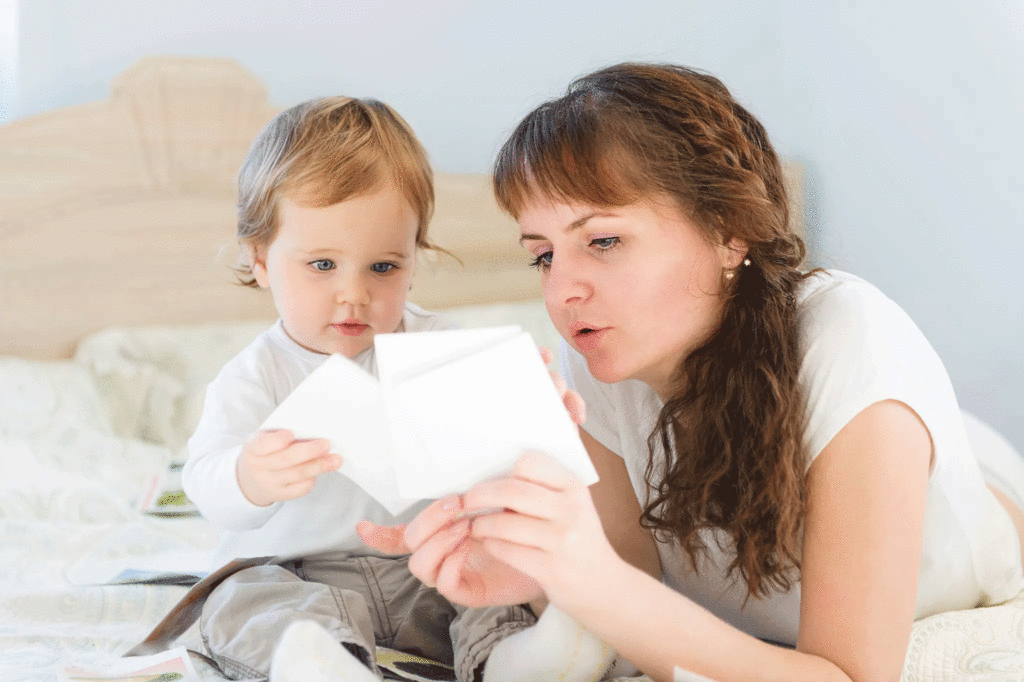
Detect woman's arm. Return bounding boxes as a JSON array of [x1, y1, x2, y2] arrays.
[[581, 427, 661, 579], [797, 398, 931, 681], [469, 399, 932, 682]]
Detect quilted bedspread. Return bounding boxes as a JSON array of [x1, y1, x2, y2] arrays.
[[2, 307, 1023, 681]]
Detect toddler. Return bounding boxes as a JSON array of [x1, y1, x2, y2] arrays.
[[182, 97, 535, 682]]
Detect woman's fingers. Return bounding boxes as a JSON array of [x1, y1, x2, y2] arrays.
[[464, 476, 562, 522], [471, 508, 554, 551], [548, 369, 567, 395], [355, 520, 409, 555], [564, 389, 587, 425], [538, 345, 587, 425], [404, 495, 465, 550], [408, 519, 471, 587], [434, 539, 473, 599], [510, 451, 581, 491], [478, 536, 546, 579]]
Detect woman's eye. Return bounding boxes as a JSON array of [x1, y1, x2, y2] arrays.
[[371, 262, 397, 274], [528, 251, 553, 270], [590, 236, 620, 250], [310, 259, 335, 271]]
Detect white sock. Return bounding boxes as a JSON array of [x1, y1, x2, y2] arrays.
[[482, 605, 616, 682], [269, 620, 378, 682]]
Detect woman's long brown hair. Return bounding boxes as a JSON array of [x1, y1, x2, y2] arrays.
[[493, 63, 810, 598]]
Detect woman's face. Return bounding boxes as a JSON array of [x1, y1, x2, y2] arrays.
[[518, 196, 746, 398]]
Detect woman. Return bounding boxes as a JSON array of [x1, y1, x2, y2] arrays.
[[359, 62, 1024, 682]]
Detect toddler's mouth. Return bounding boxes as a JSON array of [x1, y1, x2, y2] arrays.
[[333, 322, 368, 337]]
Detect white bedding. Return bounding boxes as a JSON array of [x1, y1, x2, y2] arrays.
[[2, 300, 1023, 682]]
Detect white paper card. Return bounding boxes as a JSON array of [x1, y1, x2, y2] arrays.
[[259, 354, 414, 515], [385, 330, 597, 499], [258, 326, 597, 514]]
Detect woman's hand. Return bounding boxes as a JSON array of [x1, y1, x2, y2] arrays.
[[539, 346, 586, 425], [357, 496, 543, 607], [464, 451, 621, 611]]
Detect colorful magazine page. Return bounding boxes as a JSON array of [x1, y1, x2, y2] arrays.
[[63, 646, 200, 681]]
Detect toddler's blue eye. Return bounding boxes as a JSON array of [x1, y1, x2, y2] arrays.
[[311, 259, 335, 271], [371, 262, 397, 274], [528, 252, 552, 270]]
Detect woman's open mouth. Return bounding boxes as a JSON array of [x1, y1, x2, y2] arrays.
[[571, 325, 608, 352]]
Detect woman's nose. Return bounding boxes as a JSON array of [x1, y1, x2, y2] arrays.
[[544, 254, 590, 306]]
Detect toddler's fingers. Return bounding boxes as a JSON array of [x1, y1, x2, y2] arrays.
[[277, 475, 318, 501], [247, 429, 295, 456], [272, 438, 333, 469], [281, 453, 338, 484], [539, 346, 554, 365]]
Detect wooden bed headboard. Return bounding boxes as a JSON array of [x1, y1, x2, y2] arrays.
[[0, 56, 803, 360]]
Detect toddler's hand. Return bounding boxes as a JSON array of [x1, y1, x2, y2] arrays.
[[236, 429, 341, 507], [539, 347, 586, 425]]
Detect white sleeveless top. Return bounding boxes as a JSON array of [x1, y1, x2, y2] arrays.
[[562, 270, 1024, 645]]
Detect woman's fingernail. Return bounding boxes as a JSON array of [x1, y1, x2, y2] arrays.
[[441, 496, 460, 512]]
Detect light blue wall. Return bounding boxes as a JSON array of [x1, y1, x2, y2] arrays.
[[0, 0, 15, 121], [16, 0, 787, 171], [12, 0, 1024, 451], [778, 0, 1024, 453]]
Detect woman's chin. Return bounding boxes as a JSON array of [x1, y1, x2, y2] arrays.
[[583, 356, 631, 386]]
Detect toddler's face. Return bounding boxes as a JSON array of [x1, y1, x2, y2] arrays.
[[251, 186, 418, 357]]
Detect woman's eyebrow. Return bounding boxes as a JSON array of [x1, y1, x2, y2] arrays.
[[519, 212, 607, 244]]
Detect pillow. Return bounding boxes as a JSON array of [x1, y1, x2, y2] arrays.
[[0, 357, 113, 438], [74, 321, 272, 450], [0, 357, 166, 521]]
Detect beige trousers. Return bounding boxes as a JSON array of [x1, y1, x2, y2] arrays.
[[199, 554, 535, 682]]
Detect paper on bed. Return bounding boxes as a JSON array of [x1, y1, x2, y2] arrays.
[[258, 325, 596, 515], [63, 645, 200, 681], [64, 519, 217, 586]]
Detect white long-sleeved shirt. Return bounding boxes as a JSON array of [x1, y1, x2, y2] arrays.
[[183, 303, 448, 566]]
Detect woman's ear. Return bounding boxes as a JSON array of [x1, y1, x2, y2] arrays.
[[248, 242, 270, 288], [721, 237, 749, 269]]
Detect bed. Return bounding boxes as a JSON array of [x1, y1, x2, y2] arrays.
[[1, 56, 1021, 682]]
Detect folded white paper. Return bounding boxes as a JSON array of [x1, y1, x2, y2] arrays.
[[259, 326, 597, 515]]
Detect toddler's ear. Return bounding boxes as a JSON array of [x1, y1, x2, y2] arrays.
[[248, 243, 270, 288]]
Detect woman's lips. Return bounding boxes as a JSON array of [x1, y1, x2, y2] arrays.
[[333, 322, 368, 337], [572, 326, 609, 352]]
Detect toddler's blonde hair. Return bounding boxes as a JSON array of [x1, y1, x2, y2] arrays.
[[235, 97, 436, 286]]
